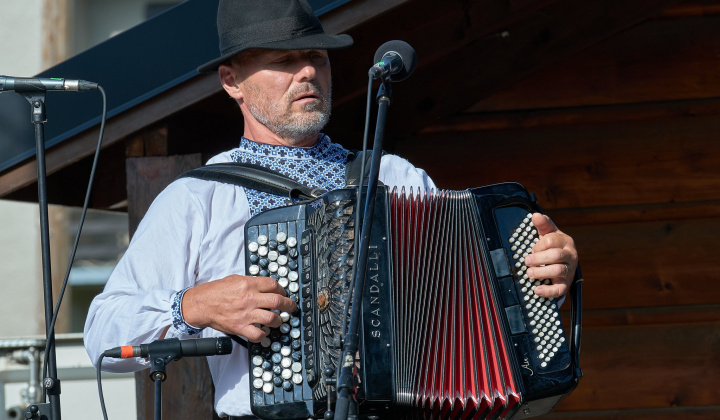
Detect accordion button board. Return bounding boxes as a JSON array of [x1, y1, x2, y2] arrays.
[[246, 221, 318, 414], [244, 184, 580, 420]]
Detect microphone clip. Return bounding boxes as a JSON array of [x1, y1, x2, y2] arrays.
[[146, 339, 185, 382]]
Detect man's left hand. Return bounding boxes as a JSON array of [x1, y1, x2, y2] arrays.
[[523, 213, 578, 299]]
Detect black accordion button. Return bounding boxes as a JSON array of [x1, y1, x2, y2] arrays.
[[302, 271, 312, 284]]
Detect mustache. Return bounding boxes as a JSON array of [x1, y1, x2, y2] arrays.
[[286, 82, 329, 101]]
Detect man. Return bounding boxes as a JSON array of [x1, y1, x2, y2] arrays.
[[84, 1, 578, 418]]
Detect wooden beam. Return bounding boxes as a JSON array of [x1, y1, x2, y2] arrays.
[[0, 72, 219, 198], [124, 151, 211, 419], [42, 0, 70, 69], [125, 154, 202, 235], [660, 3, 720, 18]]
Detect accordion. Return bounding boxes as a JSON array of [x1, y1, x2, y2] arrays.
[[244, 183, 582, 420]]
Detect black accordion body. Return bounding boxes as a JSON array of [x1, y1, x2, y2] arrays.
[[244, 183, 582, 420]]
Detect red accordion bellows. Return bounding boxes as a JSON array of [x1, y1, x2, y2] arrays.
[[390, 188, 521, 419]]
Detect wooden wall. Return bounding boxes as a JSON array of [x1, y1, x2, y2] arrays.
[[388, 10, 720, 419], [116, 3, 720, 419]]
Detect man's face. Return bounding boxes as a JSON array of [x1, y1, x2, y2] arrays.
[[230, 49, 332, 146]]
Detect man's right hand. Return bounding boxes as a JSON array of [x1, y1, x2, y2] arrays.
[[181, 274, 297, 342]]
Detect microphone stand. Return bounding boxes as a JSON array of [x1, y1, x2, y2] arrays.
[[19, 92, 62, 420], [334, 79, 393, 420], [146, 342, 187, 420]]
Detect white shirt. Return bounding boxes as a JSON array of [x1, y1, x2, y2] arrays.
[[83, 144, 436, 417]]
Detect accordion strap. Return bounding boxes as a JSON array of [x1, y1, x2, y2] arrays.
[[345, 149, 376, 186], [176, 162, 327, 200], [176, 150, 378, 199]]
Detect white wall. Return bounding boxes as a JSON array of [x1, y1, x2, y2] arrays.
[[0, 201, 45, 337], [0, 0, 45, 76]]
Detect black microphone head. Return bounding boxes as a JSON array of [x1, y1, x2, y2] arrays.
[[373, 40, 417, 82]]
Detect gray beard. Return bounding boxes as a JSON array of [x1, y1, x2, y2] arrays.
[[246, 82, 332, 145]]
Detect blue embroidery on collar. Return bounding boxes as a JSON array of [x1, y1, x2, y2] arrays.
[[230, 135, 348, 216]]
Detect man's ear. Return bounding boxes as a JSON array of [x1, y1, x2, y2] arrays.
[[219, 64, 244, 101]]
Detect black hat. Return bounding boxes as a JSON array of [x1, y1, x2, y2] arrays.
[[197, 0, 354, 73]]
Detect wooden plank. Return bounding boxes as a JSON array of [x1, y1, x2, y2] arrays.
[[542, 406, 720, 419], [320, 0, 410, 35], [331, 0, 684, 141], [551, 322, 720, 411], [548, 201, 720, 228], [327, 0, 560, 129], [467, 14, 720, 112], [391, 114, 720, 210], [580, 305, 720, 328], [422, 97, 720, 135], [562, 218, 720, 310]]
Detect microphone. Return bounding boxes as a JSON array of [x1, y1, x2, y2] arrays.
[[368, 40, 417, 82], [0, 76, 99, 93], [103, 337, 233, 359]]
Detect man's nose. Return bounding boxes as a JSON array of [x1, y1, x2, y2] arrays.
[[296, 62, 317, 82]]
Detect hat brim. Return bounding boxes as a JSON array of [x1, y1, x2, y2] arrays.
[[197, 33, 353, 74]]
